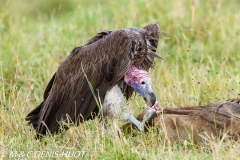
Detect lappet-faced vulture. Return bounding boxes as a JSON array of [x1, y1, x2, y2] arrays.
[[26, 23, 162, 137]]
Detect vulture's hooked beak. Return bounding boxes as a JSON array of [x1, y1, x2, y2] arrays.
[[143, 92, 156, 107], [129, 76, 157, 107]]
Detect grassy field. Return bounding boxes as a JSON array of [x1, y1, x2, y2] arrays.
[[1, 0, 240, 159]]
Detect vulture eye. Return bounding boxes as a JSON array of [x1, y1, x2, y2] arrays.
[[141, 81, 145, 85]]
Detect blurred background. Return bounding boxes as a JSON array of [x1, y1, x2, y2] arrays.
[[0, 0, 240, 158]]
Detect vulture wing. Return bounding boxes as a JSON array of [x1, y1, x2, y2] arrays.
[[26, 30, 133, 135]]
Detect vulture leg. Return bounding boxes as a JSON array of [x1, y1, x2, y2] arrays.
[[103, 85, 144, 131], [128, 115, 144, 131]]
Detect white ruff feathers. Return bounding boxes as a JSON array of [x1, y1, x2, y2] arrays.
[[103, 85, 132, 121]]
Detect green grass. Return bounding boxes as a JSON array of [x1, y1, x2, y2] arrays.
[[1, 0, 240, 159]]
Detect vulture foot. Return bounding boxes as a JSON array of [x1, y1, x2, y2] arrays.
[[129, 115, 144, 131]]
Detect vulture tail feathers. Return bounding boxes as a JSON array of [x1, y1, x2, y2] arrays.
[[25, 102, 43, 130], [44, 73, 56, 99]]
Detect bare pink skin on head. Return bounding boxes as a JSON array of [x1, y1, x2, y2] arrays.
[[124, 64, 149, 86]]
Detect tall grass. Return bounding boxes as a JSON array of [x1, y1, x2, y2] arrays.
[[0, 0, 240, 159]]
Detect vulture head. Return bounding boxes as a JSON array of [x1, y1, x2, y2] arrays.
[[124, 64, 156, 107]]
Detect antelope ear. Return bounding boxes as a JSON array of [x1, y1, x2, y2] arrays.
[[143, 23, 160, 48]]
